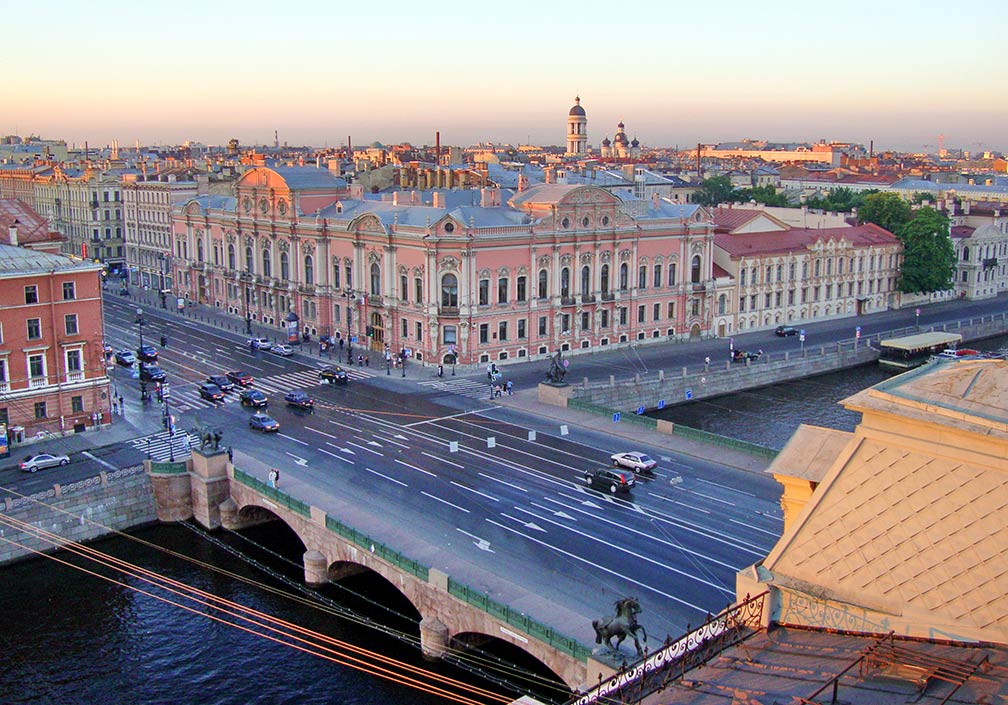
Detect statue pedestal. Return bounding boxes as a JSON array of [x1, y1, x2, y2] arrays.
[[190, 448, 230, 529], [537, 382, 572, 407]]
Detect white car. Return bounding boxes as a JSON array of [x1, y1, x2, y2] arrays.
[[271, 344, 294, 356], [20, 453, 70, 473], [247, 337, 272, 350], [611, 451, 657, 476]]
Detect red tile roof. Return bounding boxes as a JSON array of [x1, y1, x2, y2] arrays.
[[710, 206, 771, 232], [951, 224, 976, 239], [0, 198, 60, 245], [714, 223, 898, 258]]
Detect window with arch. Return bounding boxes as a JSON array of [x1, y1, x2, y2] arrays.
[[304, 255, 314, 285], [765, 265, 772, 282], [600, 264, 610, 294], [654, 264, 662, 288], [776, 264, 783, 282], [740, 269, 747, 287], [197, 238, 204, 263], [538, 270, 548, 299], [560, 267, 570, 299], [280, 251, 290, 281], [262, 248, 271, 278], [638, 265, 647, 289], [962, 246, 970, 262], [691, 255, 701, 284], [228, 243, 236, 270], [718, 294, 727, 315], [441, 273, 458, 307], [789, 262, 795, 280], [245, 246, 254, 273], [619, 263, 628, 290], [826, 258, 833, 276], [415, 276, 423, 303], [370, 263, 381, 296], [668, 262, 676, 286], [580, 266, 590, 296], [802, 261, 808, 278]]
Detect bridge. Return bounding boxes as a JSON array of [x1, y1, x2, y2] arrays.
[[147, 448, 623, 695]]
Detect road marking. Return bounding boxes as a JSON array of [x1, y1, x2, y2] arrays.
[[318, 448, 350, 463], [685, 490, 736, 507], [457, 528, 493, 551], [729, 517, 782, 538], [422, 451, 464, 469], [477, 472, 527, 492], [278, 433, 308, 446], [285, 452, 308, 466], [81, 451, 118, 471], [304, 426, 341, 441], [500, 513, 547, 532], [346, 441, 383, 457], [421, 491, 470, 513], [404, 408, 490, 427], [450, 481, 498, 502], [394, 458, 436, 477], [325, 442, 355, 455], [695, 478, 756, 497], [366, 467, 407, 487], [374, 435, 410, 450], [648, 493, 711, 514]]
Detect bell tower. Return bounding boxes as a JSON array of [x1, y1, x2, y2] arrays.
[[566, 96, 587, 157]]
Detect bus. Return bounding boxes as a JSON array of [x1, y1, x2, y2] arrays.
[[878, 331, 963, 370]]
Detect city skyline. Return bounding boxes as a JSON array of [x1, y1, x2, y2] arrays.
[[4, 0, 1007, 154]]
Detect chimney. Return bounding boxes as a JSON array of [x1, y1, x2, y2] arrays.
[[432, 191, 442, 208], [8, 222, 18, 246], [392, 192, 399, 206], [964, 200, 971, 215], [480, 188, 490, 207], [436, 131, 441, 163]]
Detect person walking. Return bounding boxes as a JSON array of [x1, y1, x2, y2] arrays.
[[227, 446, 234, 463], [268, 468, 278, 488], [506, 379, 513, 396], [358, 354, 364, 367]]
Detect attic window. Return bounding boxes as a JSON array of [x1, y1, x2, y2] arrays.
[[444, 222, 455, 233], [582, 216, 590, 227], [561, 217, 570, 229], [601, 215, 610, 226]]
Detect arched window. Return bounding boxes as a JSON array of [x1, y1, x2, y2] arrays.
[[245, 246, 254, 273], [262, 248, 271, 278], [776, 264, 783, 282], [304, 255, 314, 285], [441, 273, 458, 307], [619, 263, 628, 290], [718, 294, 727, 315], [228, 243, 236, 270], [814, 260, 821, 277], [370, 263, 381, 296], [740, 269, 747, 287], [638, 265, 647, 288], [691, 255, 701, 284], [560, 267, 570, 298], [600, 264, 610, 294], [196, 238, 204, 263], [580, 266, 590, 296], [962, 246, 970, 262], [538, 270, 548, 299], [280, 252, 290, 281]]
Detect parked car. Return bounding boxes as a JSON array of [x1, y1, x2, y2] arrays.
[[583, 467, 635, 494], [20, 453, 70, 472], [284, 391, 314, 410], [206, 374, 235, 392], [248, 414, 280, 433], [775, 325, 798, 337], [271, 344, 294, 357], [139, 364, 166, 382], [137, 344, 159, 362], [732, 349, 762, 363], [226, 370, 254, 387], [611, 451, 657, 476], [239, 389, 268, 408], [319, 365, 349, 384], [247, 337, 272, 350], [114, 349, 136, 366], [198, 383, 225, 402]]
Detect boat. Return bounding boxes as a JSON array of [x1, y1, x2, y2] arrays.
[[878, 332, 963, 370]]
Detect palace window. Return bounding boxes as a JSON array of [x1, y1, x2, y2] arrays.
[[441, 274, 458, 308]]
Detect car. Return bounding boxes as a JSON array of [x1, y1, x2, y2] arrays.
[[114, 349, 136, 366], [206, 374, 235, 392], [139, 364, 166, 382], [198, 383, 225, 402], [776, 325, 799, 337], [247, 337, 272, 350], [319, 365, 349, 384], [732, 349, 762, 363], [271, 344, 294, 357], [583, 467, 635, 494], [239, 389, 268, 408], [248, 413, 280, 432], [20, 453, 70, 472], [284, 391, 314, 409], [611, 452, 657, 476], [136, 345, 159, 362], [226, 370, 254, 387]]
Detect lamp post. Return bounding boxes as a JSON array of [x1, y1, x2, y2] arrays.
[[244, 270, 253, 335], [135, 308, 147, 401]]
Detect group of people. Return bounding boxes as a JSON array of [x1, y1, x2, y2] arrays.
[[491, 379, 514, 398]]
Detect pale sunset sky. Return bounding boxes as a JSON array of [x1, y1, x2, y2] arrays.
[[4, 0, 1005, 153]]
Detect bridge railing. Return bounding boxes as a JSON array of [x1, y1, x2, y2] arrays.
[[324, 515, 429, 581], [448, 579, 592, 661], [233, 468, 310, 518], [149, 460, 188, 474]]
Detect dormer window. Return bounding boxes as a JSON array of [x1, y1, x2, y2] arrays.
[[561, 217, 570, 229], [444, 222, 455, 233]]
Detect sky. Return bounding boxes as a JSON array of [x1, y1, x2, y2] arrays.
[[4, 0, 1006, 154]]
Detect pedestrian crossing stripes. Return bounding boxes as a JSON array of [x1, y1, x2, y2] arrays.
[[163, 367, 371, 412], [132, 430, 201, 462], [416, 378, 498, 401]]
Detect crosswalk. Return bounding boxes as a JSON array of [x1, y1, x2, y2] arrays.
[[416, 377, 499, 401], [163, 366, 374, 412], [132, 429, 202, 462]]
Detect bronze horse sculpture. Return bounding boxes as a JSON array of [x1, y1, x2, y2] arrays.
[[592, 597, 647, 656]]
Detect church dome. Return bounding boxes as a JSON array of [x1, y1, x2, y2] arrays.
[[631, 137, 640, 147], [614, 132, 629, 146], [568, 96, 586, 117], [601, 136, 611, 146]]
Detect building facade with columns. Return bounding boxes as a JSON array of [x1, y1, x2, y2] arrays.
[[170, 166, 717, 366]]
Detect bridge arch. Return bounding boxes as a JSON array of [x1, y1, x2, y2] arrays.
[[449, 630, 570, 699]]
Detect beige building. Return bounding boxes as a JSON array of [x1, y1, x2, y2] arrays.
[[948, 201, 1008, 300]]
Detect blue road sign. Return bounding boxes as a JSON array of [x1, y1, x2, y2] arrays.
[[658, 399, 666, 410], [685, 389, 693, 400], [636, 406, 645, 415], [612, 412, 621, 423], [350, 336, 358, 344]]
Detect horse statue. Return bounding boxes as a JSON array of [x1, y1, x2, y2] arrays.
[[545, 349, 567, 385], [194, 423, 224, 452], [592, 597, 647, 656]]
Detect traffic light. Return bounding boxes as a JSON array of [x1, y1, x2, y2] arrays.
[[366, 325, 374, 338]]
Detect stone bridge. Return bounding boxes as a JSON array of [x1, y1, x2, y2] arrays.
[[148, 449, 617, 696]]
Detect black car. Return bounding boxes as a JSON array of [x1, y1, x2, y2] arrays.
[[226, 370, 254, 387], [284, 391, 314, 410], [139, 364, 166, 382], [775, 325, 798, 337], [732, 349, 762, 363], [198, 383, 225, 402], [137, 345, 159, 362], [319, 365, 349, 384], [583, 467, 635, 494], [206, 374, 235, 392], [239, 389, 268, 408]]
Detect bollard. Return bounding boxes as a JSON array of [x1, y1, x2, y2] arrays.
[[583, 377, 588, 389], [609, 374, 615, 387], [658, 369, 664, 381]]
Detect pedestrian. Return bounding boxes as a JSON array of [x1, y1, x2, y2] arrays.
[[506, 380, 513, 396], [364, 355, 369, 367], [273, 468, 280, 488], [111, 399, 118, 415], [227, 446, 233, 463], [487, 364, 493, 381], [704, 356, 710, 367], [437, 364, 444, 378], [358, 354, 364, 367], [118, 395, 124, 410]]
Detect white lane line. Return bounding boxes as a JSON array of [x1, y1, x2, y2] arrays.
[[305, 426, 341, 441], [450, 481, 498, 502], [686, 490, 735, 507], [422, 451, 464, 469], [648, 493, 711, 514], [421, 491, 470, 513], [278, 433, 308, 446], [477, 472, 527, 492], [346, 440, 383, 457], [366, 467, 407, 487], [729, 518, 783, 538], [457, 528, 494, 552], [318, 448, 350, 463], [325, 442, 355, 455], [81, 451, 118, 471], [695, 478, 756, 497], [404, 407, 495, 427], [374, 434, 410, 449], [394, 458, 436, 477], [485, 518, 712, 612]]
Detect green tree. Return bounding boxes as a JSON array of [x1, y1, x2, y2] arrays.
[[804, 187, 873, 213], [692, 176, 738, 207], [910, 191, 936, 205], [735, 184, 790, 207], [896, 207, 956, 293], [858, 192, 913, 234]]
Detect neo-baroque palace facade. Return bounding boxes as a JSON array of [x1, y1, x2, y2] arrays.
[[170, 166, 716, 366]]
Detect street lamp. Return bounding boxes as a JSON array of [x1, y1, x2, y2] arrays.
[[135, 307, 148, 401], [161, 382, 174, 462], [244, 270, 253, 335]]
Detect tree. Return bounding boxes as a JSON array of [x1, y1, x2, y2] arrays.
[[858, 192, 913, 234], [896, 207, 956, 293], [692, 176, 738, 207], [735, 184, 790, 207], [804, 187, 874, 213]]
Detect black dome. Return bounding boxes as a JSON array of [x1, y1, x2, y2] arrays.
[[569, 96, 585, 117]]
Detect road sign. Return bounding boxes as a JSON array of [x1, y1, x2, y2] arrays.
[[636, 405, 645, 415], [856, 325, 862, 339], [612, 412, 621, 423], [657, 399, 665, 410], [350, 336, 358, 344], [685, 389, 693, 400], [799, 332, 805, 343]]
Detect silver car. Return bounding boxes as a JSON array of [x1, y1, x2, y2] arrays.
[[271, 344, 294, 356], [20, 453, 70, 472], [611, 451, 657, 476]]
